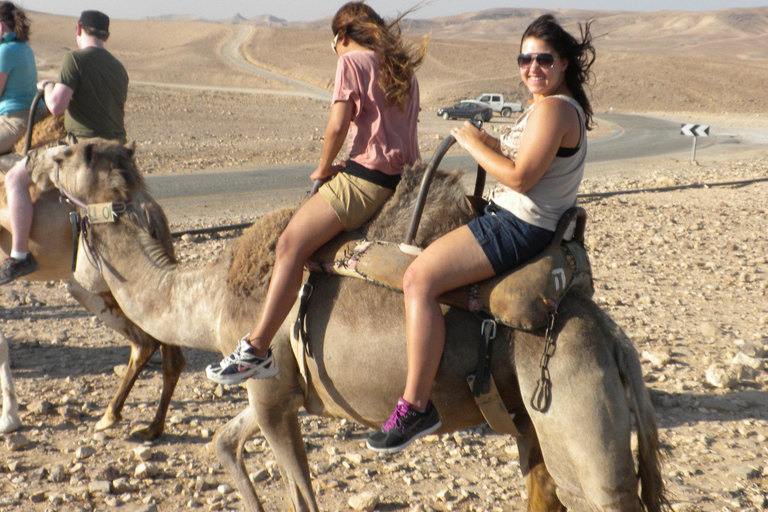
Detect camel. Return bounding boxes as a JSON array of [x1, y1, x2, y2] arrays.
[[0, 141, 186, 436], [49, 139, 667, 512]]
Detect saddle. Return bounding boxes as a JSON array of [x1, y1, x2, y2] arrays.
[[307, 225, 593, 331], [295, 207, 594, 435]]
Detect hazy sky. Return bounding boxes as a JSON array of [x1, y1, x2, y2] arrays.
[[15, 0, 768, 22]]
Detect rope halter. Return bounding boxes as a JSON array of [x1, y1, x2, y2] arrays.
[[53, 161, 131, 272]]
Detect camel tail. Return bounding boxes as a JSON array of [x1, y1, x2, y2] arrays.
[[614, 334, 670, 512]]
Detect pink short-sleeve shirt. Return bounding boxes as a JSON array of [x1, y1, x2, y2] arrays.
[[332, 50, 420, 175]]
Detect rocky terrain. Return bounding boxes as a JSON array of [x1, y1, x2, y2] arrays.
[[0, 6, 767, 512]]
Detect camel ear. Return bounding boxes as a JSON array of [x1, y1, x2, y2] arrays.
[[123, 140, 135, 159], [82, 142, 96, 166]]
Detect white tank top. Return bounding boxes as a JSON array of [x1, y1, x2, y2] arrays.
[[489, 95, 586, 235]]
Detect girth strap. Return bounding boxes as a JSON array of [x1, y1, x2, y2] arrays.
[[466, 318, 526, 437], [290, 273, 317, 400], [472, 318, 496, 397]]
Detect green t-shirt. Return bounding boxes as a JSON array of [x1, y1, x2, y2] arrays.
[[58, 46, 128, 141]]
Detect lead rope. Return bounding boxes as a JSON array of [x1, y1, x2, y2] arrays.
[[530, 311, 558, 412]]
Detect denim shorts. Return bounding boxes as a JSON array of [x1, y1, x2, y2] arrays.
[[467, 202, 554, 275]]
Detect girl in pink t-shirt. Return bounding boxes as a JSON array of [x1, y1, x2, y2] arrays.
[[206, 2, 426, 386]]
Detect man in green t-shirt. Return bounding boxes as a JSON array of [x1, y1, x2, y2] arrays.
[[0, 10, 129, 284]]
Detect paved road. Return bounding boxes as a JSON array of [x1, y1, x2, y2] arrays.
[[146, 112, 728, 205]]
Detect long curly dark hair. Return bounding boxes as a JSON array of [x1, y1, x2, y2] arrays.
[[521, 14, 596, 130], [0, 1, 31, 42], [331, 2, 427, 110]]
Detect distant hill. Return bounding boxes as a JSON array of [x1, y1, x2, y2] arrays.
[[33, 6, 768, 114], [151, 6, 768, 59], [145, 14, 204, 22], [147, 13, 287, 26]]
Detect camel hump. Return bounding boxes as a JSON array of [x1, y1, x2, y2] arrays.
[[308, 238, 593, 330], [12, 114, 67, 154]]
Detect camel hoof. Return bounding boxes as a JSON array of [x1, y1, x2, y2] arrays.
[[0, 414, 22, 433], [95, 413, 121, 431], [130, 425, 162, 440]]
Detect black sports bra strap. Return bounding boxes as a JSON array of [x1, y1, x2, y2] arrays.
[[555, 100, 584, 158]]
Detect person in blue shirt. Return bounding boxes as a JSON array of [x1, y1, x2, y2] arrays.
[[0, 2, 43, 155]]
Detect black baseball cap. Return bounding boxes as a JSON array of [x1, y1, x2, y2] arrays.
[[78, 10, 109, 32]]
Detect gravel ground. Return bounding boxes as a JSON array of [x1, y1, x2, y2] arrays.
[[1, 153, 767, 512], [1, 9, 768, 512]]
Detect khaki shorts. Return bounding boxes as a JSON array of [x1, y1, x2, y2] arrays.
[[0, 111, 29, 154], [319, 172, 395, 231]]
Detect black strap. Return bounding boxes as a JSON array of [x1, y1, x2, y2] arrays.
[[555, 102, 585, 158], [69, 211, 80, 273], [471, 318, 496, 397], [292, 273, 317, 357], [343, 160, 401, 190]]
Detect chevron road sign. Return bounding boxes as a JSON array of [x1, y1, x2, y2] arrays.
[[681, 123, 710, 161], [681, 124, 710, 137]]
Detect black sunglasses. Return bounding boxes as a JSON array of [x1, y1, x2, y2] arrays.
[[517, 53, 556, 70]]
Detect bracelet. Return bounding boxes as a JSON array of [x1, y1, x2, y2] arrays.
[[482, 130, 500, 151], [40, 80, 54, 90]]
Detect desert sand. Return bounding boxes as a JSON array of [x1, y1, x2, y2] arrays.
[[0, 7, 767, 512]]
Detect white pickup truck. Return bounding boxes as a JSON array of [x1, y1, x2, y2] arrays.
[[473, 93, 525, 117]]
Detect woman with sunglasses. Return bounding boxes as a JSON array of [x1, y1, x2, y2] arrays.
[[367, 14, 595, 453], [206, 2, 426, 385]]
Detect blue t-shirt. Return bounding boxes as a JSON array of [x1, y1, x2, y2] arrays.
[[0, 33, 38, 115]]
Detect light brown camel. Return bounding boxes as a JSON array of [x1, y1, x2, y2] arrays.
[[0, 141, 186, 437], [50, 140, 667, 512]]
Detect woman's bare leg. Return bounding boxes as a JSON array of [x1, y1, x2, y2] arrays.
[[247, 193, 343, 356], [401, 225, 495, 410]]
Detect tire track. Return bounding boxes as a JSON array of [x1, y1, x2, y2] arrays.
[[131, 25, 332, 102]]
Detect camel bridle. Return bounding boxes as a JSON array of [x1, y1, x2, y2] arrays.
[[53, 161, 132, 273]]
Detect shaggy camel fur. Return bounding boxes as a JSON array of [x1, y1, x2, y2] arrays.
[[0, 142, 186, 437], [50, 140, 667, 512]]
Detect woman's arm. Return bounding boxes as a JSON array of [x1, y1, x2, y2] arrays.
[[0, 73, 7, 99], [452, 99, 580, 193], [310, 100, 354, 182]]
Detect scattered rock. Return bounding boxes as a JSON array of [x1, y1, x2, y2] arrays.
[[28, 399, 51, 414], [29, 491, 46, 503], [135, 462, 159, 478], [249, 469, 269, 483], [88, 480, 112, 494], [75, 446, 95, 459], [348, 491, 379, 511], [48, 464, 66, 483], [134, 445, 153, 461], [705, 364, 735, 389], [5, 433, 29, 451], [732, 351, 765, 370]]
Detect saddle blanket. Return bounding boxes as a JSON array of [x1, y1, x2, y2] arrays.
[[307, 237, 593, 331]]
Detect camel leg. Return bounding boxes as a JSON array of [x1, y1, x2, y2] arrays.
[[515, 321, 644, 511], [131, 343, 185, 439], [256, 406, 317, 512], [215, 380, 318, 512], [213, 405, 266, 512], [67, 280, 184, 438], [0, 330, 21, 433], [516, 425, 565, 512]]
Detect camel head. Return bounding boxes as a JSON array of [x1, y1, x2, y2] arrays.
[[52, 139, 147, 205], [51, 139, 177, 265]]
